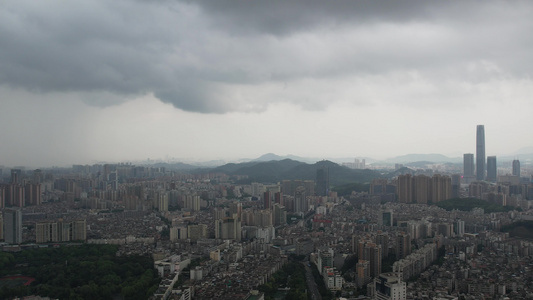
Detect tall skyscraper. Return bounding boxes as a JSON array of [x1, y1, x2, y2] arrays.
[[487, 156, 497, 182], [476, 125, 486, 181], [513, 159, 521, 177], [463, 153, 475, 183]]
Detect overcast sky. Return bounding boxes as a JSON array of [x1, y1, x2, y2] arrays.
[[1, 0, 533, 168]]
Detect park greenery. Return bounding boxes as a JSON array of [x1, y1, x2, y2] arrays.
[[0, 244, 159, 300], [436, 197, 516, 213], [258, 260, 308, 300], [501, 221, 533, 238]]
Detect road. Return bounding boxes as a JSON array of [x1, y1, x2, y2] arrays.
[[303, 262, 322, 300]]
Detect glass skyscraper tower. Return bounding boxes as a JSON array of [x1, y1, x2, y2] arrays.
[[476, 125, 485, 181]]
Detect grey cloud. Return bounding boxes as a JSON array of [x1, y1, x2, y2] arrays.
[[191, 0, 442, 35], [1, 0, 532, 113]]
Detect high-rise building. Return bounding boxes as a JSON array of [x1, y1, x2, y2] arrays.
[[316, 167, 329, 197], [154, 191, 168, 212], [513, 159, 521, 177], [0, 213, 3, 240], [25, 183, 42, 206], [397, 174, 451, 204], [294, 186, 308, 214], [430, 174, 451, 203], [35, 219, 87, 243], [397, 174, 413, 203], [214, 216, 241, 241], [463, 153, 475, 183], [10, 169, 22, 184], [356, 260, 371, 288], [451, 174, 461, 198], [273, 204, 287, 226], [476, 125, 486, 181], [0, 186, 5, 209], [487, 156, 497, 182], [274, 192, 283, 206], [170, 225, 188, 241], [188, 224, 208, 240], [455, 220, 465, 237], [413, 175, 430, 204], [4, 208, 22, 244], [396, 232, 411, 260], [184, 195, 200, 212], [363, 242, 382, 278], [263, 191, 272, 209], [381, 210, 393, 227], [281, 180, 315, 197], [376, 231, 390, 258]]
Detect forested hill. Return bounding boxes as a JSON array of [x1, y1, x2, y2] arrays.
[[207, 159, 381, 186]]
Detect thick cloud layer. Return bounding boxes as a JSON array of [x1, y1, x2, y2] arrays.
[[1, 1, 532, 113]]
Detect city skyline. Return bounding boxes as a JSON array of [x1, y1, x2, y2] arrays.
[[2, 1, 533, 167]]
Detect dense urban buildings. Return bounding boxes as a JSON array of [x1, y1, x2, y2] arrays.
[[0, 125, 532, 300]]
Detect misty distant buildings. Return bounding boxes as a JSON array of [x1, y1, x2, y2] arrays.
[[476, 125, 486, 181], [342, 158, 366, 169], [513, 159, 521, 177]]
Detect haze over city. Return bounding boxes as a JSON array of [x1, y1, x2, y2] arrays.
[[4, 2, 533, 299], [2, 0, 533, 168]]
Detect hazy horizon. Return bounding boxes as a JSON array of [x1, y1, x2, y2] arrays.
[[2, 1, 533, 168], [2, 149, 533, 170]]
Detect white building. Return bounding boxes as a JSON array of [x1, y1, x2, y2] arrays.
[[372, 273, 406, 300]]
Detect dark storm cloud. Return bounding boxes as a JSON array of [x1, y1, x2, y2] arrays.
[[192, 0, 442, 35], [1, 0, 532, 113]]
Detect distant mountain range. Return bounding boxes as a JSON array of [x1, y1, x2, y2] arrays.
[[148, 151, 533, 177], [252, 153, 318, 163]]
